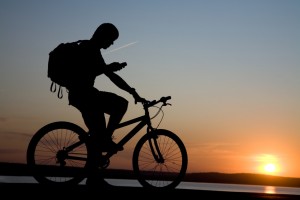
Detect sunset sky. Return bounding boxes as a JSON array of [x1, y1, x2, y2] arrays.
[[0, 1, 299, 178]]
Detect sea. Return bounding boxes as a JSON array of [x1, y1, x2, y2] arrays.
[[1, 176, 300, 195]]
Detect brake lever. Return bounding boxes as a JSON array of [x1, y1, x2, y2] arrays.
[[163, 102, 172, 106]]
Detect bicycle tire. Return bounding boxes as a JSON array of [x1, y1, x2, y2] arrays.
[[132, 129, 188, 189], [26, 121, 89, 185]]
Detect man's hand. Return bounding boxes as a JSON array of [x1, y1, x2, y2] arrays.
[[130, 88, 146, 104], [108, 62, 127, 72]]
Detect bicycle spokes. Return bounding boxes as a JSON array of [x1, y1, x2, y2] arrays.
[[133, 129, 188, 189]]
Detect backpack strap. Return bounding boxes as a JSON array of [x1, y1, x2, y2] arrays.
[[50, 81, 63, 99], [57, 85, 63, 99]]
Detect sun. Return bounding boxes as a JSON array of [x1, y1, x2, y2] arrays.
[[255, 154, 280, 175], [264, 163, 276, 173]]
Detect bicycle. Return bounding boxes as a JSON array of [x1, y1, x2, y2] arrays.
[[26, 96, 188, 189]]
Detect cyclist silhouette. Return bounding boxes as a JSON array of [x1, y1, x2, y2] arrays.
[[66, 23, 145, 187]]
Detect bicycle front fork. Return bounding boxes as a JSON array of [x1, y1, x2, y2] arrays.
[[148, 135, 164, 163]]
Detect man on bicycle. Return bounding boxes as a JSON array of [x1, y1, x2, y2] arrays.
[[67, 23, 145, 186]]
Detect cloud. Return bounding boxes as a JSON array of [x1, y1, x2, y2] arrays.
[[0, 148, 23, 154], [104, 41, 138, 54], [0, 131, 31, 138], [0, 117, 7, 122]]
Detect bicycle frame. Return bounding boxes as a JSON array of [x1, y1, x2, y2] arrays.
[[63, 102, 160, 163], [27, 96, 188, 188], [115, 103, 154, 147], [110, 110, 163, 162]]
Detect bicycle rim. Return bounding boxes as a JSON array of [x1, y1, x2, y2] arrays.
[[26, 121, 88, 185], [132, 129, 188, 189]]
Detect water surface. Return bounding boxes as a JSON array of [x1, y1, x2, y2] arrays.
[[1, 176, 300, 195]]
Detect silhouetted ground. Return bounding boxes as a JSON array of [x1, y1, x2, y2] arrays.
[[1, 183, 299, 200], [1, 162, 300, 199]]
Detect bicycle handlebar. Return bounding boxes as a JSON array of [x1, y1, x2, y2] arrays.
[[144, 96, 171, 108]]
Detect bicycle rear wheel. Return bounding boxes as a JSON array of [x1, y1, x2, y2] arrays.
[[132, 129, 188, 189], [26, 121, 89, 185]]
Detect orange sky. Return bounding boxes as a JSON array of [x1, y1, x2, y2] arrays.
[[0, 1, 299, 178]]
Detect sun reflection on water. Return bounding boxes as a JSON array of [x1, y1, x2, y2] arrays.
[[264, 186, 276, 194]]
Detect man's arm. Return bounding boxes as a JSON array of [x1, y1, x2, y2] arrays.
[[105, 71, 145, 103], [95, 62, 126, 76], [105, 71, 133, 93]]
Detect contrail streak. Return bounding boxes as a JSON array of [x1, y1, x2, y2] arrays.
[[105, 41, 138, 54]]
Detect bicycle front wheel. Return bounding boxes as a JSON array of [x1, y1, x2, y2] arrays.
[[132, 129, 188, 189], [26, 121, 89, 185]]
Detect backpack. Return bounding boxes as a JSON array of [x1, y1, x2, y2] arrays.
[[48, 40, 83, 99]]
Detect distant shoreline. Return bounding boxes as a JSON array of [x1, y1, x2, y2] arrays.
[[184, 172, 300, 188], [1, 162, 300, 188]]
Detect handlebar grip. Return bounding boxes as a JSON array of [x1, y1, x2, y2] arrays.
[[145, 96, 171, 107], [160, 96, 171, 102], [165, 96, 171, 100]]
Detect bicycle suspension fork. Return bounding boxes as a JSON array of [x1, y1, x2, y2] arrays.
[[147, 129, 164, 163], [144, 107, 164, 163]]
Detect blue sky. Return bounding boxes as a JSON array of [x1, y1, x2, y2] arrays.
[[0, 1, 299, 177]]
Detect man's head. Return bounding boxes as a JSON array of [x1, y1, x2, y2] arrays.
[[91, 23, 119, 49]]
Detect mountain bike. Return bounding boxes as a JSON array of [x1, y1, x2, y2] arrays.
[[26, 96, 188, 189]]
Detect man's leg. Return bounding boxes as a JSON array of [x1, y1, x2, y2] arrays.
[[100, 92, 128, 137], [80, 110, 109, 186]]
